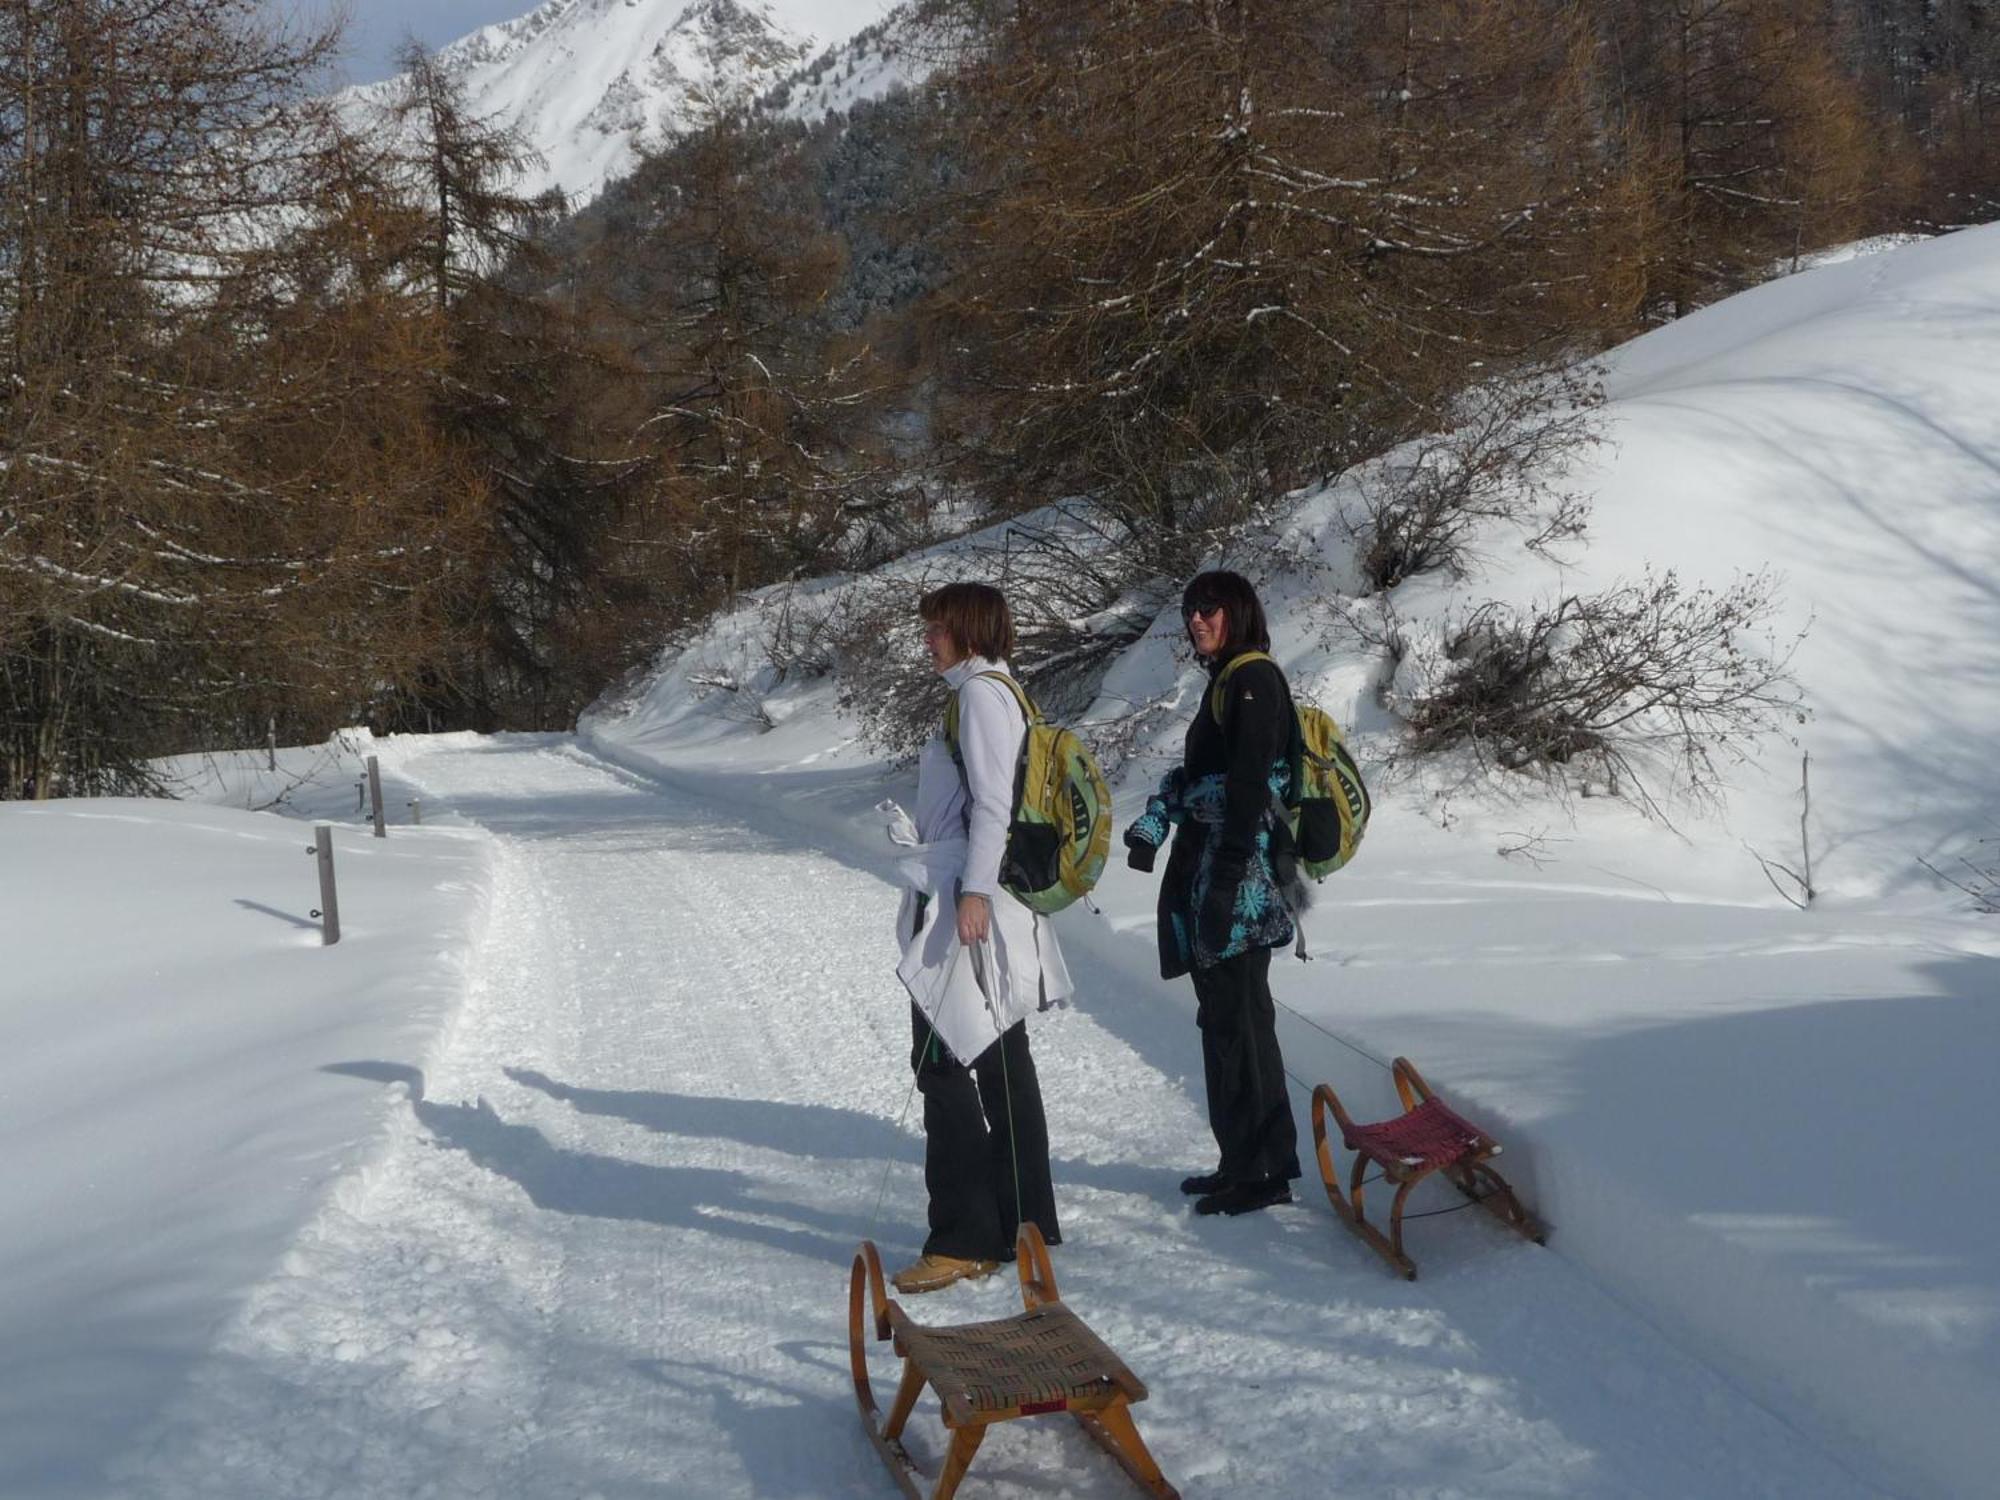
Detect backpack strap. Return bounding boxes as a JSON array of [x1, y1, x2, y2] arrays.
[[1207, 650, 1277, 726], [943, 670, 1038, 848], [944, 670, 1038, 762]]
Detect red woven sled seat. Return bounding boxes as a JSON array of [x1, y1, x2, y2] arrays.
[[1312, 1056, 1544, 1280], [1313, 1058, 1546, 1279], [1342, 1094, 1487, 1172]]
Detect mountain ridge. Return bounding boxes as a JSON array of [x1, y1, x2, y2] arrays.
[[336, 0, 916, 209]]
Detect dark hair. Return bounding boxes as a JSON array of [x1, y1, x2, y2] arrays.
[[1181, 569, 1270, 658], [919, 581, 1016, 662]]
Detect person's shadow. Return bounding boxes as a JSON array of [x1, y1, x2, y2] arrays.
[[416, 1094, 880, 1264], [503, 1066, 1166, 1201]]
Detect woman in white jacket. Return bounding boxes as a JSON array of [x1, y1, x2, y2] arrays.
[[889, 582, 1071, 1295]]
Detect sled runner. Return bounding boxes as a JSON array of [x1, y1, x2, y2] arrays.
[[849, 1223, 1179, 1500], [1311, 1056, 1546, 1279]]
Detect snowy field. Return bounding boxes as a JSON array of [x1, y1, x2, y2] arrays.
[[3, 228, 1999, 1498], [0, 745, 492, 1498]]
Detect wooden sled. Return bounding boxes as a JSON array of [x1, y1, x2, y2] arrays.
[[1311, 1056, 1546, 1280], [849, 1223, 1179, 1500]]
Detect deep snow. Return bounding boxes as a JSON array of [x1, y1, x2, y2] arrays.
[[4, 228, 2000, 1498], [580, 224, 2000, 1496], [9, 732, 1899, 1499], [0, 746, 491, 1497]]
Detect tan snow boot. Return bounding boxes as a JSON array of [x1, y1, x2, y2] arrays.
[[889, 1253, 1000, 1295]]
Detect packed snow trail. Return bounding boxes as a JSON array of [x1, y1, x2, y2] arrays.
[[112, 735, 1887, 1498]]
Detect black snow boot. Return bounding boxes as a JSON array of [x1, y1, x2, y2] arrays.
[[1193, 1176, 1293, 1217]]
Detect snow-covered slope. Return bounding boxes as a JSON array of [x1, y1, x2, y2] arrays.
[[583, 224, 2000, 1497], [339, 0, 911, 209], [37, 733, 1888, 1500], [762, 4, 928, 123], [0, 742, 493, 1498], [1533, 222, 2000, 897], [13, 226, 2000, 1500]]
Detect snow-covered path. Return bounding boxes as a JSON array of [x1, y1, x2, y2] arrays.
[[114, 735, 1889, 1498]]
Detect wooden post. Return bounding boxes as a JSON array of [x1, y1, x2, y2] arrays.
[[1800, 752, 1815, 906], [356, 778, 365, 814], [367, 755, 386, 838], [312, 824, 341, 946], [266, 718, 277, 772]]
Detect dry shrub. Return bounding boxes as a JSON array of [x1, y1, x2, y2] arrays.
[[1355, 367, 1603, 593], [824, 502, 1170, 761], [1403, 570, 1805, 813], [1919, 837, 2000, 914]]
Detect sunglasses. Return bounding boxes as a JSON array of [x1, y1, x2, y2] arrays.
[[1183, 601, 1224, 621]]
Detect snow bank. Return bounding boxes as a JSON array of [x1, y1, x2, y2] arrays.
[[0, 750, 493, 1498], [587, 223, 2000, 1496]]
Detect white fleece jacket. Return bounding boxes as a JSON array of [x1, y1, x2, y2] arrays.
[[892, 655, 1074, 1065]]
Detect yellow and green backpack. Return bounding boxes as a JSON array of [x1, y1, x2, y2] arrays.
[[1210, 651, 1370, 880], [945, 671, 1112, 914]]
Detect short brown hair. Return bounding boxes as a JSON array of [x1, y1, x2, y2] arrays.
[[1181, 569, 1271, 657], [919, 582, 1016, 662]]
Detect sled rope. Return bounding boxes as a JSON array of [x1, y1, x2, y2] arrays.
[[977, 936, 1028, 1239], [871, 935, 1029, 1244], [1272, 989, 1394, 1075], [869, 939, 967, 1238], [870, 1023, 931, 1239]]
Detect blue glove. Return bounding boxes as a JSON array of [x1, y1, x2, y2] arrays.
[[1122, 783, 1176, 873]]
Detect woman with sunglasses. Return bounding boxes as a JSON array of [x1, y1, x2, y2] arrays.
[[1123, 570, 1302, 1215]]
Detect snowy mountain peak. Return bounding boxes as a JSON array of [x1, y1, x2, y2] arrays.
[[343, 0, 818, 208]]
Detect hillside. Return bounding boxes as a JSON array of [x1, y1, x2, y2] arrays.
[[11, 0, 2000, 1489], [583, 224, 2000, 1497]]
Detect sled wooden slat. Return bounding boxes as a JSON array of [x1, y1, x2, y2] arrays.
[[849, 1225, 1178, 1500], [1312, 1056, 1547, 1280]]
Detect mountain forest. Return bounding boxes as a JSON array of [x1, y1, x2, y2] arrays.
[[4, 0, 1996, 795]]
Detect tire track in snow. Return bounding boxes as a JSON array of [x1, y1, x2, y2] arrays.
[[109, 734, 1887, 1500]]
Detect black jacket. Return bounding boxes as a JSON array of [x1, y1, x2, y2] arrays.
[[1149, 652, 1300, 977]]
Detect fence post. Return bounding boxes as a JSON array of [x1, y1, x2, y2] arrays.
[[311, 824, 341, 946], [367, 755, 386, 838], [266, 718, 277, 772]]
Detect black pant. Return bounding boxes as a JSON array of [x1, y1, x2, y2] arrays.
[[910, 1006, 1061, 1261], [1191, 945, 1300, 1183]]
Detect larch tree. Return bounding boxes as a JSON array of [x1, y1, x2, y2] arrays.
[[921, 0, 1607, 561], [1600, 0, 1890, 321], [355, 44, 651, 730], [619, 111, 885, 609], [0, 0, 364, 795]]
